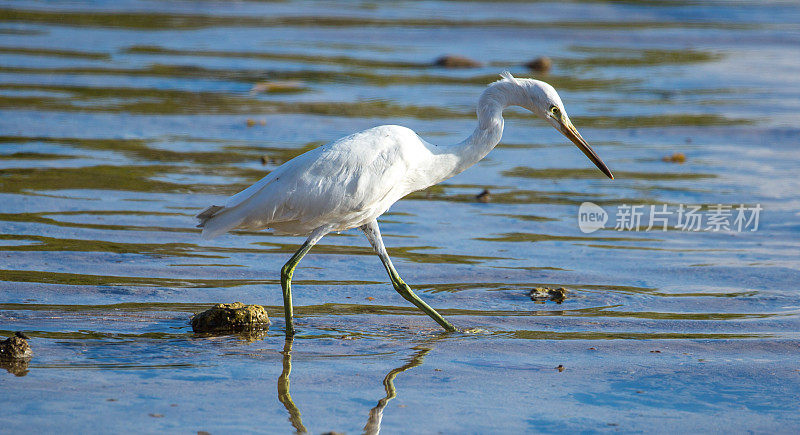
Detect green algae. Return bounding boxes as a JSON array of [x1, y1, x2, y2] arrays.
[[0, 8, 757, 31], [500, 330, 766, 340], [0, 269, 379, 288], [252, 241, 504, 265], [407, 185, 641, 206], [0, 301, 781, 325], [561, 47, 723, 69], [0, 81, 746, 126], [0, 46, 110, 60], [503, 167, 716, 181], [0, 64, 636, 91], [0, 232, 502, 266], [0, 211, 193, 234], [126, 45, 426, 69], [0, 152, 77, 160], [475, 232, 646, 243], [0, 135, 319, 169]]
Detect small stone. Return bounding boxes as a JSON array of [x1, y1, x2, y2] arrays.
[[588, 347, 597, 351], [529, 287, 568, 303], [461, 328, 489, 334], [476, 189, 491, 203], [191, 302, 270, 334], [149, 413, 164, 418], [260, 154, 271, 165], [0, 334, 33, 360], [556, 364, 565, 372], [662, 152, 686, 163], [650, 350, 661, 353], [245, 119, 266, 127], [434, 55, 482, 68], [525, 56, 552, 73]]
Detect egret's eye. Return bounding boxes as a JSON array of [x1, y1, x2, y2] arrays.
[[550, 106, 560, 116]]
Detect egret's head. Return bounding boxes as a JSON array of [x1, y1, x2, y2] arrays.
[[499, 71, 614, 179]]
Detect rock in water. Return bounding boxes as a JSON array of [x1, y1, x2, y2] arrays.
[[662, 152, 686, 163], [0, 334, 33, 360], [434, 55, 482, 68], [529, 287, 568, 303], [476, 189, 492, 203], [191, 302, 270, 333], [525, 56, 552, 73]]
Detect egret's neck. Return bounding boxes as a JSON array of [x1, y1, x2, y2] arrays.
[[440, 81, 527, 178]]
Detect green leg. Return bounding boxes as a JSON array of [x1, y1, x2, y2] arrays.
[[360, 220, 457, 332], [281, 226, 329, 336]]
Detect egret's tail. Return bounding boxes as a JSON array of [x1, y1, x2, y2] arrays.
[[196, 205, 245, 239]]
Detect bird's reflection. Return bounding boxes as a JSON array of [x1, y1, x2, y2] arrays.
[[278, 338, 307, 434], [276, 338, 435, 435], [363, 346, 431, 435]]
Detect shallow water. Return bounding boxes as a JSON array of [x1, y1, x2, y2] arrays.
[[2, 0, 800, 432]]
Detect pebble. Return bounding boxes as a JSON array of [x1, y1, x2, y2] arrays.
[[434, 55, 482, 68], [662, 152, 686, 163], [525, 56, 552, 73]]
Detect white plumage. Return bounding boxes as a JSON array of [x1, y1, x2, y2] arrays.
[[197, 71, 613, 335], [199, 125, 447, 238]]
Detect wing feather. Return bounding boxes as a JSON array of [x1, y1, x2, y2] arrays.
[[198, 125, 430, 238]]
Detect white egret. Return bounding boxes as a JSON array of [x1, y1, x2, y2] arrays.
[[197, 71, 613, 336]]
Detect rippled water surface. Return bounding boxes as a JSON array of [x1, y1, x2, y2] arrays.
[[2, 0, 800, 432]]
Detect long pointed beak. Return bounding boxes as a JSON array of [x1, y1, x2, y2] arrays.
[[559, 120, 614, 179]]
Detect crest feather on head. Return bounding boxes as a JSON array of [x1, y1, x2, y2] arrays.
[[499, 70, 521, 85]]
